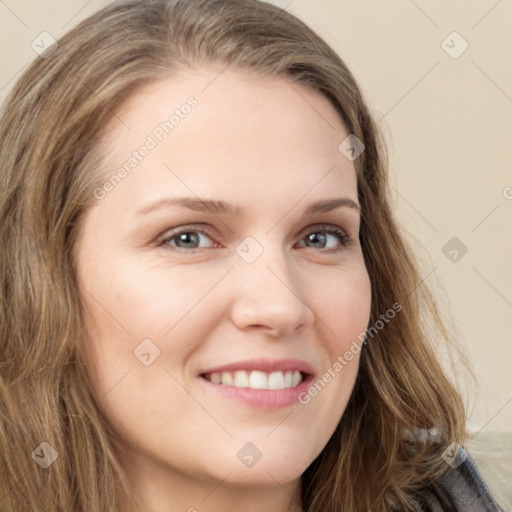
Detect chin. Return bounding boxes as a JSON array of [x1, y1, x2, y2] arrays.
[[224, 461, 306, 488], [222, 441, 314, 487]]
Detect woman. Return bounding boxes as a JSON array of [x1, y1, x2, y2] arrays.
[[0, 0, 503, 510]]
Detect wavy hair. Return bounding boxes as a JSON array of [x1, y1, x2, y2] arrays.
[[0, 0, 475, 510]]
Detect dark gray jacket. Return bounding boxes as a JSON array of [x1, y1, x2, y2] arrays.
[[414, 445, 503, 511]]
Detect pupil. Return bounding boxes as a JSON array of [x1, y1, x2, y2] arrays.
[[179, 232, 199, 247], [308, 233, 326, 248]]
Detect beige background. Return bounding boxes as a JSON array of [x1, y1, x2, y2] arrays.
[[1, 0, 511, 432]]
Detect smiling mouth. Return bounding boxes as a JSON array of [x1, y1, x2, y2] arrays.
[[201, 370, 305, 390]]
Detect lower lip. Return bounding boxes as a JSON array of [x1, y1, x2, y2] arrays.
[[198, 375, 313, 410]]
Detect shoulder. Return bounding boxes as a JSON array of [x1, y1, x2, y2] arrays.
[[415, 443, 504, 512], [464, 431, 512, 512]]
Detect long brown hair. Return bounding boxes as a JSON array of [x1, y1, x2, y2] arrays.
[[0, 0, 475, 510]]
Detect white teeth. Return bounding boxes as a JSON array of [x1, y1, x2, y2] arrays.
[[210, 372, 222, 384], [268, 371, 284, 390], [249, 370, 267, 389], [233, 370, 249, 387], [221, 372, 233, 385], [205, 370, 304, 390], [291, 370, 302, 387]]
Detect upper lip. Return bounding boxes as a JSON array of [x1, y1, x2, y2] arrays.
[[200, 358, 315, 377]]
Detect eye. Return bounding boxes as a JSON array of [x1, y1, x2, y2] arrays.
[[158, 227, 217, 250], [297, 224, 353, 253], [156, 223, 354, 253]]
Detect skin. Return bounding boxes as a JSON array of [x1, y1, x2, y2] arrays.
[[75, 67, 372, 512]]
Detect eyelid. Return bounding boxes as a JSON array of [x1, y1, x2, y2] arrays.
[[299, 222, 351, 238]]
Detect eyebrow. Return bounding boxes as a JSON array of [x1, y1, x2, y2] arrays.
[[136, 196, 361, 216]]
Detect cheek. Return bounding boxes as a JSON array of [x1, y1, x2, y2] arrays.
[[317, 264, 372, 346], [76, 259, 229, 404], [303, 264, 370, 409], [77, 278, 205, 447], [79, 256, 226, 339], [295, 268, 370, 463]]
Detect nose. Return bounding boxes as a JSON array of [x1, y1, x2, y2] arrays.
[[228, 244, 315, 338]]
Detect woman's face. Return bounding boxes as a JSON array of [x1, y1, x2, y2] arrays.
[[76, 68, 371, 507]]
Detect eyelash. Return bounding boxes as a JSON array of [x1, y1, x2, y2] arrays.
[[156, 223, 354, 254]]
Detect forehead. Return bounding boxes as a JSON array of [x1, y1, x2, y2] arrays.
[[93, 67, 358, 209]]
